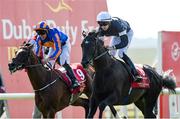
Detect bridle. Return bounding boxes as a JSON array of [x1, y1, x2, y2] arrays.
[[17, 47, 58, 92], [83, 36, 108, 66], [24, 49, 43, 68]]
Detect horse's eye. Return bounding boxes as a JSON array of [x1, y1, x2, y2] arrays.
[[15, 51, 18, 55]]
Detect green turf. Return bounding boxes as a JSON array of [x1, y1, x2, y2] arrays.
[[128, 48, 157, 65]]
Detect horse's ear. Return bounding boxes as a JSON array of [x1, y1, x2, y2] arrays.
[[29, 44, 34, 50], [25, 42, 34, 50], [82, 30, 88, 38], [20, 41, 26, 47], [23, 41, 27, 45], [89, 29, 99, 38]]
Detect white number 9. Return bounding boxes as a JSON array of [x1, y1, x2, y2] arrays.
[[76, 69, 85, 80]]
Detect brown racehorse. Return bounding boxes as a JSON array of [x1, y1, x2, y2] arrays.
[[8, 43, 92, 118]]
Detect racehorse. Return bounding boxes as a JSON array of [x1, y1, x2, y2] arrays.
[[81, 31, 176, 118], [0, 73, 5, 117], [8, 43, 93, 118]]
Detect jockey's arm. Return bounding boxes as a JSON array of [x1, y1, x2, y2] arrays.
[[96, 28, 105, 41], [49, 34, 62, 60], [35, 38, 43, 58], [114, 30, 128, 49]]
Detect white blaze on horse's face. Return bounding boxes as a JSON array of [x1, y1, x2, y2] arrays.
[[84, 40, 89, 44], [16, 49, 23, 56]]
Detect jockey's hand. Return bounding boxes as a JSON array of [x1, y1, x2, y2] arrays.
[[42, 58, 50, 64], [106, 46, 116, 50]]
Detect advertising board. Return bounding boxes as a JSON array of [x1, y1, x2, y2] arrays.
[[159, 31, 180, 118], [0, 0, 107, 117]]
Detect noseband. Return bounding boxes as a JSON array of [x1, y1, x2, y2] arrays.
[[25, 50, 42, 68], [20, 48, 58, 92]]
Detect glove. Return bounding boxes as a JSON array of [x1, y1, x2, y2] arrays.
[[42, 58, 50, 64], [106, 46, 116, 50]]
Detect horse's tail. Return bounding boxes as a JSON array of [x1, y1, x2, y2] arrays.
[[161, 69, 176, 93], [143, 65, 176, 94]]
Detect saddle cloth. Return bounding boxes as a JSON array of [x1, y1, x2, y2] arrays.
[[56, 63, 87, 94], [131, 64, 150, 89]]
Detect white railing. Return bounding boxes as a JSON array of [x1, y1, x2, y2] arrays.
[[0, 88, 179, 100], [0, 88, 179, 118], [0, 93, 34, 100], [161, 87, 180, 95]]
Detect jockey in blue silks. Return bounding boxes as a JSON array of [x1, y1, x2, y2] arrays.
[[33, 21, 80, 89], [96, 11, 142, 82]]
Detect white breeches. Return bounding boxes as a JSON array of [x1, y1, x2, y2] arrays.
[[47, 39, 71, 67], [109, 29, 133, 58]]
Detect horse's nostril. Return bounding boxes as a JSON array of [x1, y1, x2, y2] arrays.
[[8, 63, 12, 67], [8, 63, 15, 68]]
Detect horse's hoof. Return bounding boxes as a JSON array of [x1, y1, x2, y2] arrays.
[[123, 116, 127, 119]]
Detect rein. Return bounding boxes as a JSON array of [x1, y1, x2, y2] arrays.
[[25, 63, 57, 92], [34, 78, 58, 92], [25, 64, 42, 68], [94, 51, 108, 60], [87, 37, 109, 64], [25, 52, 58, 92]]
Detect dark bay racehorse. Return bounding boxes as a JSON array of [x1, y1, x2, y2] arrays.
[[81, 31, 176, 118], [8, 43, 92, 118], [0, 73, 5, 117]]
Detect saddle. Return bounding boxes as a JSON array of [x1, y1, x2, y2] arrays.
[[54, 63, 87, 94], [117, 59, 150, 89], [132, 64, 150, 88]]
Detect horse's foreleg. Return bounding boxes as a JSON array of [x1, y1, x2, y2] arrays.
[[0, 100, 4, 117], [71, 98, 89, 118], [47, 112, 55, 118], [109, 105, 119, 118], [99, 92, 119, 118], [46, 109, 56, 118], [87, 95, 99, 118], [32, 105, 42, 119], [98, 103, 105, 119], [41, 109, 55, 119], [42, 112, 47, 118]]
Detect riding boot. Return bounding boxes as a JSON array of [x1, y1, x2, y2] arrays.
[[122, 53, 142, 82], [63, 63, 80, 89]]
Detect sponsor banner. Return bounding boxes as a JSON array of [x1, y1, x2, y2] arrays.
[[160, 31, 180, 118], [0, 0, 107, 117]]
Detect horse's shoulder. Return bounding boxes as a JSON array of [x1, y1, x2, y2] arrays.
[[113, 58, 128, 68]]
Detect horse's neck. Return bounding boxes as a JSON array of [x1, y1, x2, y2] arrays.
[[94, 49, 113, 70], [26, 66, 49, 90]]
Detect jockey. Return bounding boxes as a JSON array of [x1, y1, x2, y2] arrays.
[[33, 21, 80, 89], [96, 11, 142, 82]]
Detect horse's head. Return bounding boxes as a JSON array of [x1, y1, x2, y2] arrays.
[[8, 43, 36, 73], [81, 31, 105, 68]]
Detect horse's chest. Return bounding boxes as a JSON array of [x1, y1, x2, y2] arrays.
[[93, 72, 114, 92]]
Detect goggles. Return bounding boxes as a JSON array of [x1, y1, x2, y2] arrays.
[[36, 30, 47, 35], [98, 21, 110, 26]]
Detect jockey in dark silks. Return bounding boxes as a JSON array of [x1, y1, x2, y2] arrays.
[[33, 21, 80, 89], [96, 11, 142, 82]]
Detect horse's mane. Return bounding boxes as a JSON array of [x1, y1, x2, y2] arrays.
[[86, 30, 99, 38], [20, 41, 32, 48]]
